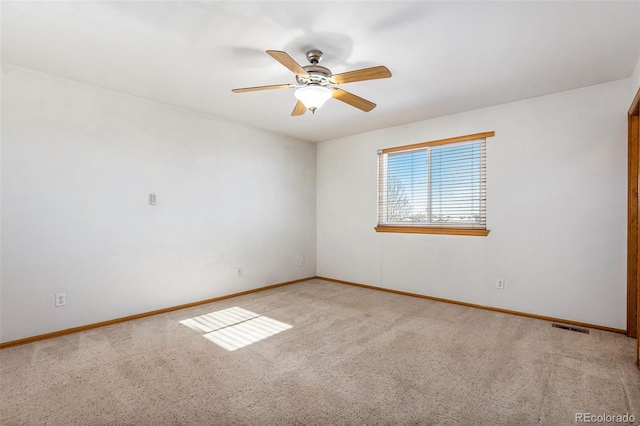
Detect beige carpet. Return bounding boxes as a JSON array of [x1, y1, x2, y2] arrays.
[[1, 279, 639, 425]]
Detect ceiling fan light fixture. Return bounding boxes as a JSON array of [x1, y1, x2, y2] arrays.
[[294, 85, 332, 113]]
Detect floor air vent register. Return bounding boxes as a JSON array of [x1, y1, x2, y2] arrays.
[[552, 323, 589, 334]]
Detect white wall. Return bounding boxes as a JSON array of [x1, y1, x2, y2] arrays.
[[632, 56, 640, 97], [317, 79, 629, 329], [0, 64, 316, 343], [1, 62, 633, 342]]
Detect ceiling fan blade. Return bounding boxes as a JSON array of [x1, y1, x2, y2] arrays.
[[330, 66, 392, 85], [266, 50, 310, 78], [332, 88, 376, 112], [231, 84, 295, 93], [291, 100, 307, 116]]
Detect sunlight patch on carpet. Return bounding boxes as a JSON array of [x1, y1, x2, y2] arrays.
[[180, 307, 292, 351]]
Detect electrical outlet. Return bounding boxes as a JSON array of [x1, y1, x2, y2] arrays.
[[496, 279, 505, 290], [55, 293, 67, 307], [237, 267, 243, 277], [299, 258, 305, 267]]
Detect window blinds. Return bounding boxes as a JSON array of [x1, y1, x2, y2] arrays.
[[377, 132, 491, 229]]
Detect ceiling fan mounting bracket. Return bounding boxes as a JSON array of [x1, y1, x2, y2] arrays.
[[306, 49, 323, 65]]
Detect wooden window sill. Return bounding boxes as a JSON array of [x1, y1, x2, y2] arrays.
[[374, 226, 489, 236]]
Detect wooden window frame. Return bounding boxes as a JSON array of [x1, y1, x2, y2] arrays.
[[375, 131, 494, 237]]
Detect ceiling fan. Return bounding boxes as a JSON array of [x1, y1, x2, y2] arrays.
[[232, 49, 392, 116]]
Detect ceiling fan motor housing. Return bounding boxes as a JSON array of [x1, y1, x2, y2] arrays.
[[296, 65, 332, 86], [296, 50, 332, 86]]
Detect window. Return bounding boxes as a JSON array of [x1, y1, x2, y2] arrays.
[[376, 132, 493, 236]]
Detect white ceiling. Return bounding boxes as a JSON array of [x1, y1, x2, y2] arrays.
[[2, 1, 639, 143]]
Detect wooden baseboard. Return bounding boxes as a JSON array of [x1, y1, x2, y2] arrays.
[[0, 277, 315, 349], [316, 276, 627, 335], [3, 275, 626, 349]]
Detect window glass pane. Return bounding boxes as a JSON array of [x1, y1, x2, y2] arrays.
[[386, 150, 427, 222], [430, 142, 482, 224]]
